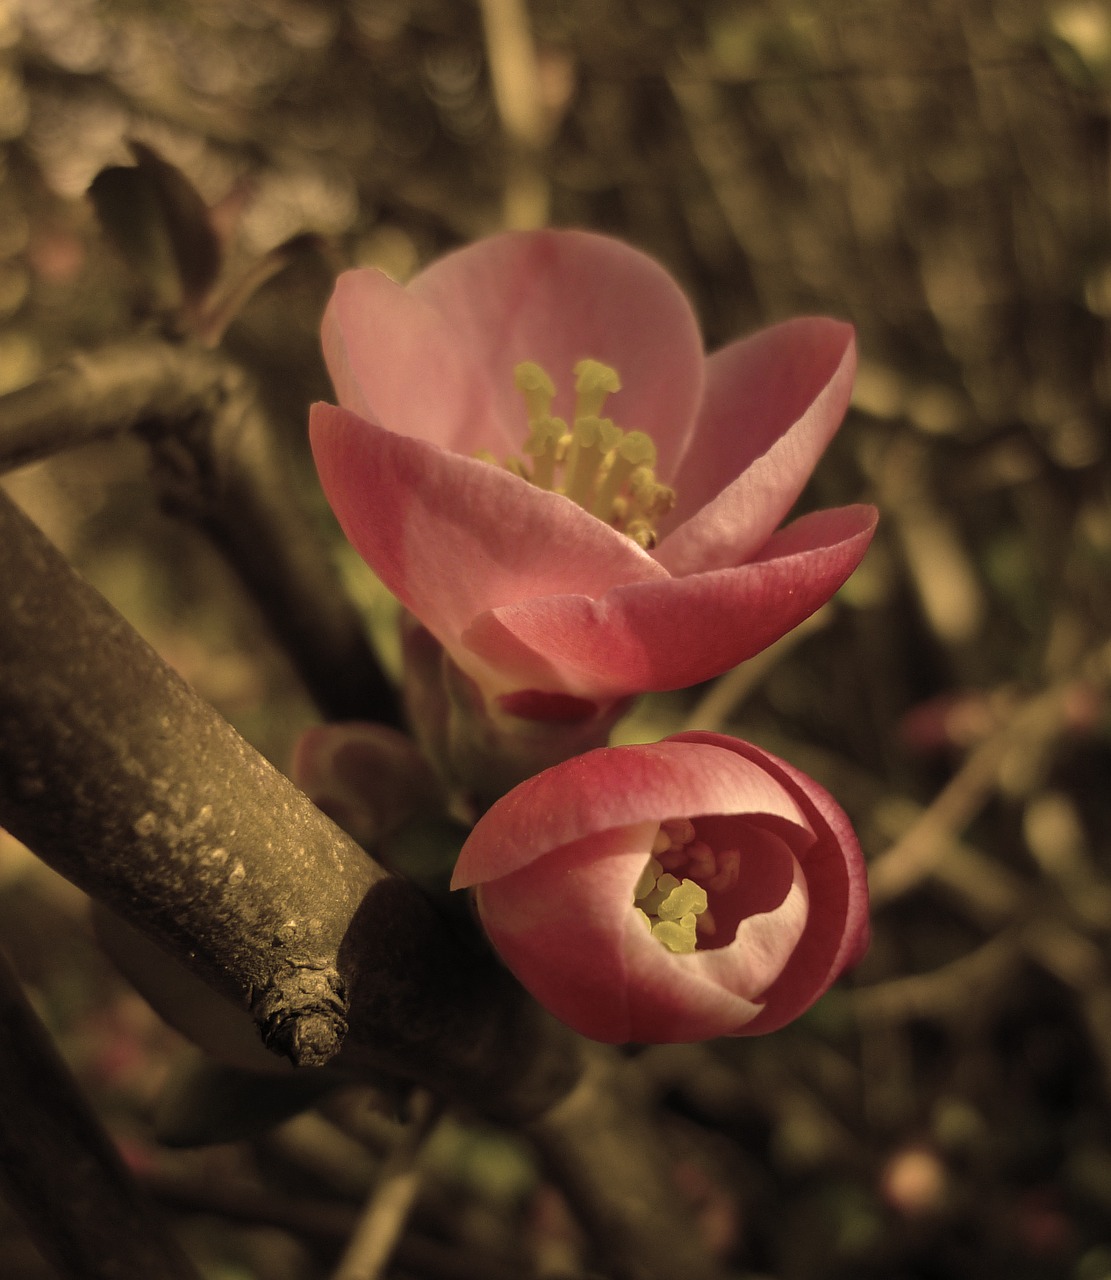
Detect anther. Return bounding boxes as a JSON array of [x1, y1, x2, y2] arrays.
[[563, 415, 622, 507], [573, 359, 621, 419], [523, 416, 566, 489], [501, 357, 675, 548], [591, 431, 658, 520], [514, 362, 556, 421]]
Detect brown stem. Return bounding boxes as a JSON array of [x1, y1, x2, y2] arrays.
[[527, 1044, 723, 1280], [0, 491, 725, 1280], [0, 487, 571, 1105], [0, 947, 202, 1280], [0, 338, 399, 725]]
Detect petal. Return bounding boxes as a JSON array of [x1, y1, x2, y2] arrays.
[[674, 733, 870, 1033], [310, 402, 667, 654], [408, 229, 706, 479], [622, 837, 809, 1042], [620, 910, 766, 1043], [655, 319, 856, 574], [323, 269, 512, 456], [462, 505, 878, 700], [451, 740, 810, 889], [696, 827, 809, 995], [474, 827, 764, 1043], [473, 827, 649, 1043]]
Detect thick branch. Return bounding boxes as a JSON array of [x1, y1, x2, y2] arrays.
[[0, 338, 398, 725], [0, 492, 725, 1280], [0, 947, 202, 1280], [528, 1045, 723, 1280], [0, 488, 569, 1107]]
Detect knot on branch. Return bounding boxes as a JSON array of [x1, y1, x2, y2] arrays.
[[140, 360, 253, 522], [251, 961, 348, 1069]]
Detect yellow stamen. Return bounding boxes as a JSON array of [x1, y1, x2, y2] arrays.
[[634, 857, 663, 901], [656, 878, 708, 921], [514, 361, 555, 421], [563, 415, 622, 507], [485, 358, 676, 549], [573, 358, 621, 419], [633, 853, 712, 955], [625, 519, 657, 551], [651, 917, 698, 953], [629, 468, 676, 520], [591, 432, 657, 521], [523, 415, 566, 489], [633, 821, 740, 955]]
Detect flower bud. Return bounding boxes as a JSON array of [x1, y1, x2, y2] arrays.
[[451, 732, 869, 1043]]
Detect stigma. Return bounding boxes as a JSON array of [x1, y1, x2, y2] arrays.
[[488, 359, 676, 550]]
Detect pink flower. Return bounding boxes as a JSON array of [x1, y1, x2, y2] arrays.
[[311, 230, 875, 718], [450, 732, 869, 1043]]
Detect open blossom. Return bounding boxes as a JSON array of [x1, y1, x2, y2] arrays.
[[450, 732, 869, 1044], [310, 230, 877, 730]]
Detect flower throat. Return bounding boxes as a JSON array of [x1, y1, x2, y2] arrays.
[[482, 359, 676, 550]]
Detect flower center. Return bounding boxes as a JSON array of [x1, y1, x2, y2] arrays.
[[633, 817, 740, 953], [483, 359, 676, 550]]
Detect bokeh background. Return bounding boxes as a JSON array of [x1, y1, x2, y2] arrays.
[[2, 0, 1111, 1277]]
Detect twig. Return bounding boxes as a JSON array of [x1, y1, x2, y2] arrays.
[[144, 1167, 549, 1280], [330, 1092, 443, 1280], [0, 946, 202, 1280], [682, 604, 834, 732], [0, 493, 724, 1279], [527, 1044, 724, 1280], [0, 337, 399, 725], [853, 931, 1023, 1024], [478, 0, 551, 229], [868, 647, 1110, 907]]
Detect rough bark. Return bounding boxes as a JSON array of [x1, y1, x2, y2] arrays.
[[0, 489, 724, 1279], [0, 486, 573, 1108]]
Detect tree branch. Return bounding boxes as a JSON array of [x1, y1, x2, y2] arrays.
[[0, 487, 567, 1101], [0, 489, 725, 1280], [0, 946, 202, 1280], [0, 338, 399, 725], [527, 1045, 724, 1280]]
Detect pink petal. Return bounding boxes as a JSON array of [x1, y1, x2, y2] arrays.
[[473, 827, 650, 1043], [655, 319, 856, 574], [451, 740, 810, 889], [462, 505, 878, 700], [696, 828, 809, 995], [310, 402, 667, 656], [407, 230, 706, 478], [622, 838, 809, 1042], [619, 910, 766, 1043], [323, 269, 511, 456], [475, 828, 764, 1043], [674, 733, 870, 1033]]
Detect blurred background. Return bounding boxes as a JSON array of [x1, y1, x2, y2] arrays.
[[1, 0, 1111, 1276]]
